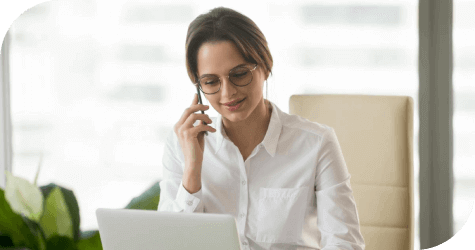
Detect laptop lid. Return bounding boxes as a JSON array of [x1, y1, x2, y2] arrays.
[[96, 208, 242, 250]]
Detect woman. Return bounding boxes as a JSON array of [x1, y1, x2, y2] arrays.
[[158, 7, 365, 250]]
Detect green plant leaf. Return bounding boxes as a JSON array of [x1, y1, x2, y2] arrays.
[[0, 248, 33, 250], [1, 248, 33, 250], [0, 234, 14, 247], [39, 187, 73, 240], [39, 183, 80, 242], [21, 216, 47, 250], [77, 230, 102, 250], [124, 181, 161, 210], [46, 235, 78, 250], [0, 188, 38, 249], [4, 171, 44, 223]]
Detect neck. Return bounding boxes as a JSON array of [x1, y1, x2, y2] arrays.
[[223, 99, 272, 147]]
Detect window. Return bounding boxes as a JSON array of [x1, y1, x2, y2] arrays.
[[453, 0, 475, 238]]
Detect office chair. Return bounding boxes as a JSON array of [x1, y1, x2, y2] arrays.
[[289, 94, 414, 250]]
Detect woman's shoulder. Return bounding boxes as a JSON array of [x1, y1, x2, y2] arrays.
[[280, 111, 332, 139]]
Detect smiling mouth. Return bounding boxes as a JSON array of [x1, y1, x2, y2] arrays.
[[227, 98, 245, 106]]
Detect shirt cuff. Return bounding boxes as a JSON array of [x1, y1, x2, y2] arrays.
[[176, 180, 203, 212]]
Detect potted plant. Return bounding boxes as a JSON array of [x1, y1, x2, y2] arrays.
[[0, 155, 161, 250]]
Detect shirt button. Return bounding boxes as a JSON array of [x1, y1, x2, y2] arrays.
[[242, 242, 248, 245], [242, 181, 246, 185], [186, 201, 193, 206], [240, 213, 245, 218]]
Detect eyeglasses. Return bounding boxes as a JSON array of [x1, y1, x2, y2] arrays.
[[196, 64, 258, 95]]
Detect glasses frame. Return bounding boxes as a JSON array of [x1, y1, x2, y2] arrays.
[[195, 64, 258, 95]]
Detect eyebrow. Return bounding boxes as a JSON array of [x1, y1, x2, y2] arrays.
[[198, 63, 249, 79]]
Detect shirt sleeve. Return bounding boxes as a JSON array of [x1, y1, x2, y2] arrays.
[[157, 130, 204, 213], [315, 127, 366, 250]]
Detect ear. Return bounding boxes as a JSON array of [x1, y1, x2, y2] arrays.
[[261, 67, 270, 81]]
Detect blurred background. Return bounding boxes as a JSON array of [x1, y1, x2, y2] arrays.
[[1, 0, 474, 249]]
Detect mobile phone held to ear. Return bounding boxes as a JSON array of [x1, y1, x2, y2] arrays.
[[197, 86, 209, 136]]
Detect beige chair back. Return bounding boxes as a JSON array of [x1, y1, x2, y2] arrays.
[[289, 94, 414, 250]]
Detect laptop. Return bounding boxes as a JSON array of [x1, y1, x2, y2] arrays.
[[96, 208, 242, 250]]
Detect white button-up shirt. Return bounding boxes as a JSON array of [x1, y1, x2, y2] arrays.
[[158, 100, 365, 250]]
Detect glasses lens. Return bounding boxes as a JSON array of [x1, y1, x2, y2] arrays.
[[199, 76, 220, 94], [230, 67, 252, 86], [199, 66, 253, 94]]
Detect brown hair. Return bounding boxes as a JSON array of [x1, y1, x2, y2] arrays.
[[185, 7, 273, 85]]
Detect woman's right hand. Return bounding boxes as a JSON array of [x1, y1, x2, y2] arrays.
[[174, 93, 217, 167]]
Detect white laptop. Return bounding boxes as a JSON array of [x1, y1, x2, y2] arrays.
[[96, 208, 242, 250]]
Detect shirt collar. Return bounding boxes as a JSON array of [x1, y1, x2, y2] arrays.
[[214, 100, 282, 157]]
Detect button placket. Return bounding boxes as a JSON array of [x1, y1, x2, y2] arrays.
[[239, 160, 249, 241], [240, 179, 247, 222]]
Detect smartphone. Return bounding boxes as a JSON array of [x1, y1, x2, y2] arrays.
[[196, 86, 209, 136]]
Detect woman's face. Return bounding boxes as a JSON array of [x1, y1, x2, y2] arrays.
[[196, 41, 268, 122]]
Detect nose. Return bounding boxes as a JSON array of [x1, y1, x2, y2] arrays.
[[220, 76, 238, 96]]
